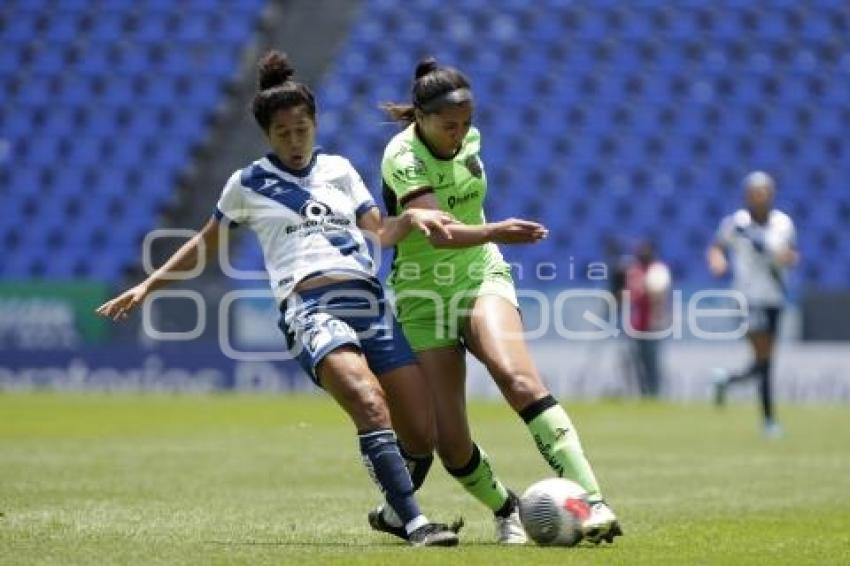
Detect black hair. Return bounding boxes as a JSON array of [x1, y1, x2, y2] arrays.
[[251, 50, 316, 132], [382, 57, 471, 125]]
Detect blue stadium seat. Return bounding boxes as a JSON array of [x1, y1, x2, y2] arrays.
[[89, 12, 126, 43], [0, 0, 265, 281], [3, 0, 845, 290], [1, 12, 40, 43], [282, 0, 850, 291]]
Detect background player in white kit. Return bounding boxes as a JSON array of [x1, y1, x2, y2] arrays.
[[707, 171, 799, 438]]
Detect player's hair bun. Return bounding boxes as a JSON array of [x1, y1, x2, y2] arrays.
[[415, 57, 439, 80], [258, 50, 296, 90]]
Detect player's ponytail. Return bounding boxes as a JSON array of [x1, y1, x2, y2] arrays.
[[382, 56, 472, 126], [252, 50, 316, 132], [414, 57, 439, 80], [257, 50, 295, 90]]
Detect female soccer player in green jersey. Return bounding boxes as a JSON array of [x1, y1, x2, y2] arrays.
[[371, 57, 622, 545]]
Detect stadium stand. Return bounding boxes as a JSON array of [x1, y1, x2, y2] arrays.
[[1, 0, 847, 293], [0, 0, 266, 280], [310, 0, 850, 290]]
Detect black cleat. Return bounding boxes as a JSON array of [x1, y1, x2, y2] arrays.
[[601, 522, 624, 544], [368, 506, 408, 541], [408, 522, 459, 547]]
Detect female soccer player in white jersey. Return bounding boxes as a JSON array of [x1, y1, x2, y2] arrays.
[[708, 171, 799, 438], [96, 51, 459, 547], [368, 57, 621, 545]]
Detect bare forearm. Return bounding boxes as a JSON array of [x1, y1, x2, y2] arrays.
[[428, 223, 493, 248], [707, 245, 726, 265], [144, 234, 217, 292], [375, 212, 413, 247], [97, 220, 223, 321], [707, 244, 728, 276]]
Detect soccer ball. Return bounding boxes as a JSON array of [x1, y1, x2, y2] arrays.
[[518, 478, 591, 546]]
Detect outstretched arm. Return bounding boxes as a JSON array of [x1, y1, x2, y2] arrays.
[[403, 192, 548, 248], [96, 217, 224, 320], [357, 206, 457, 247], [707, 243, 728, 277]]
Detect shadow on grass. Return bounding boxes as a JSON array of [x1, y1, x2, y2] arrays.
[[203, 540, 402, 547], [203, 539, 617, 550]]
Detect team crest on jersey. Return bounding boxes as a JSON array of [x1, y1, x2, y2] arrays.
[[464, 155, 482, 178]]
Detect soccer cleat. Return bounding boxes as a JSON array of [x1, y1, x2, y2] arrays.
[[582, 500, 623, 544], [368, 504, 407, 541], [494, 491, 528, 544], [369, 504, 464, 543], [407, 522, 460, 547], [712, 368, 729, 407], [763, 420, 784, 439]]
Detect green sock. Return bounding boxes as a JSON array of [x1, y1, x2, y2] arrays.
[[445, 443, 511, 514], [521, 395, 603, 501]]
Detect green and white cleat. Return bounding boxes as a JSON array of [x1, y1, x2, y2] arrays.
[[495, 492, 528, 544], [582, 500, 623, 544]]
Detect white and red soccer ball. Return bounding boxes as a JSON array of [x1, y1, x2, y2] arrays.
[[518, 478, 591, 546]]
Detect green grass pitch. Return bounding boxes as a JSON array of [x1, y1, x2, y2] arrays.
[[1, 393, 849, 565]]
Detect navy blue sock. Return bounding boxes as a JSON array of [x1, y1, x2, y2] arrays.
[[358, 429, 422, 525]]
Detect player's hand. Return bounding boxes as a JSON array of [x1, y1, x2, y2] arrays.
[[407, 209, 457, 239], [708, 253, 728, 277], [95, 283, 151, 321], [490, 218, 548, 244]]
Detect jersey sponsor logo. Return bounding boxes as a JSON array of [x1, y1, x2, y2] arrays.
[[393, 166, 423, 184], [447, 190, 480, 209], [464, 154, 483, 178], [413, 155, 427, 175], [284, 216, 351, 235], [391, 153, 428, 184]]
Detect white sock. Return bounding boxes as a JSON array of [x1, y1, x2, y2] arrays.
[[404, 514, 429, 535]]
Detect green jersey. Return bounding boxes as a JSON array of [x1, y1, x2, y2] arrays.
[[381, 124, 509, 296]]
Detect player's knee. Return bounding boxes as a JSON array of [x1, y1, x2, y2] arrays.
[[350, 382, 391, 430], [438, 443, 472, 470]]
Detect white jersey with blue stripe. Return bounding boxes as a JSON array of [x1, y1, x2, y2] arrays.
[[214, 151, 378, 303], [715, 208, 796, 306]]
